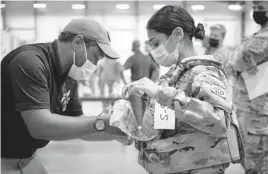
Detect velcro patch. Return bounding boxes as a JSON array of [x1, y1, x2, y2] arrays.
[[211, 85, 227, 99]]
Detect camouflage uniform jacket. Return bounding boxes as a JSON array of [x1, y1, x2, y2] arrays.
[[228, 29, 268, 135], [137, 55, 242, 173]]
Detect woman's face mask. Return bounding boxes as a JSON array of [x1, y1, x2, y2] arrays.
[[68, 37, 97, 81], [149, 30, 181, 67]]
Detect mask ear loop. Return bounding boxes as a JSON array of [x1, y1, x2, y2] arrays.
[[83, 39, 88, 62], [73, 51, 76, 66], [78, 35, 88, 63], [164, 27, 183, 52]]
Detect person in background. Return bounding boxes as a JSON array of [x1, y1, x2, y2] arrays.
[[144, 40, 160, 82], [229, 1, 268, 174], [124, 40, 158, 125], [97, 57, 127, 109], [206, 24, 234, 99], [97, 57, 127, 97], [79, 71, 98, 97], [1, 18, 130, 174], [207, 24, 231, 77], [202, 35, 210, 54]]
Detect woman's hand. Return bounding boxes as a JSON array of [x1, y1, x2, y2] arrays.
[[122, 77, 159, 98]]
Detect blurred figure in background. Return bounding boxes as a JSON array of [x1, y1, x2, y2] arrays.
[[144, 40, 160, 82], [79, 72, 97, 97], [207, 25, 231, 77], [202, 35, 210, 54], [97, 57, 127, 97], [124, 40, 158, 125], [97, 57, 127, 109], [229, 1, 268, 174]]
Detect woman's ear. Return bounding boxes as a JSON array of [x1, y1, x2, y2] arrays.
[[172, 27, 184, 42], [72, 35, 84, 51]]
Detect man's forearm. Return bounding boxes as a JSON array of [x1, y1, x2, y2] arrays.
[[21, 109, 98, 141], [80, 132, 113, 141], [46, 113, 98, 141]]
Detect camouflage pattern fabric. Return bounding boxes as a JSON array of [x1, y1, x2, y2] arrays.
[[237, 110, 268, 174], [148, 163, 229, 174], [208, 47, 232, 80], [229, 29, 268, 174], [136, 55, 242, 174], [228, 29, 268, 115]]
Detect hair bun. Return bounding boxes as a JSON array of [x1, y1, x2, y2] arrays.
[[193, 23, 205, 40]]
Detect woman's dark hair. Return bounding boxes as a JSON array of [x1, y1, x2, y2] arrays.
[[58, 31, 97, 48], [147, 5, 205, 40]]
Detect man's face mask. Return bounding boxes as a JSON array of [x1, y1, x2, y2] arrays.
[[209, 38, 220, 48], [68, 37, 97, 81], [253, 11, 268, 25], [149, 30, 180, 67]]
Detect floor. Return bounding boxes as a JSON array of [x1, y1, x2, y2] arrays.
[[36, 101, 246, 174]]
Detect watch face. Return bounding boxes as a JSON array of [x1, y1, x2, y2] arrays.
[[95, 119, 106, 131]]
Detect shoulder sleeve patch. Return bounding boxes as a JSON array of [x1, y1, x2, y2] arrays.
[[211, 84, 227, 99]]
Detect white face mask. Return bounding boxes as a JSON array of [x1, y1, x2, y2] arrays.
[[150, 33, 180, 67], [68, 39, 97, 81]]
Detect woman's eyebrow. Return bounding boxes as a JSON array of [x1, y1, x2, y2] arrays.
[[149, 38, 155, 42]]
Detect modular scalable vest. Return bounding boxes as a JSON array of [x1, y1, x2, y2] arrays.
[[135, 56, 245, 173]]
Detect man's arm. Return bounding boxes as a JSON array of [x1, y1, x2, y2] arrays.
[[21, 109, 97, 140], [123, 56, 132, 70], [21, 109, 126, 141], [117, 62, 127, 85]]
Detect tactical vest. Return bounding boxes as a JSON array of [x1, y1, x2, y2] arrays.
[[136, 57, 245, 173]]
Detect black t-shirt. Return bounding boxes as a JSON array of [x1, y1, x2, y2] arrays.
[[1, 40, 83, 158]]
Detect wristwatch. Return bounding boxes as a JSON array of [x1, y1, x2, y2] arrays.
[[94, 119, 106, 132]]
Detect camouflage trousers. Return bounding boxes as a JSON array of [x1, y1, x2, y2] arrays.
[[237, 111, 268, 174], [148, 163, 229, 174]]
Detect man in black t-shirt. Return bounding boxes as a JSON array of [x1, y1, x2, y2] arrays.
[[1, 18, 129, 174]]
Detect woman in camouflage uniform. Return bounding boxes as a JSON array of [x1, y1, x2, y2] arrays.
[[122, 5, 243, 174]]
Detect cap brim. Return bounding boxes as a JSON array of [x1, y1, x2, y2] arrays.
[[97, 42, 119, 59]]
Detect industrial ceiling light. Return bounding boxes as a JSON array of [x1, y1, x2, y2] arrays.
[[191, 5, 205, 11], [33, 3, 47, 9], [72, 4, 85, 10], [228, 4, 242, 11], [116, 4, 130, 10], [1, 3, 5, 8], [153, 4, 165, 10]]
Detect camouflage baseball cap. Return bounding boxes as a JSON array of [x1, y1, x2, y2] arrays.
[[63, 18, 119, 59]]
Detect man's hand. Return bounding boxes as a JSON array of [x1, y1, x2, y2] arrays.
[[98, 108, 133, 145]]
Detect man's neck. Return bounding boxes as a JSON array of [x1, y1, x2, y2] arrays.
[[56, 40, 73, 76], [133, 50, 141, 54]]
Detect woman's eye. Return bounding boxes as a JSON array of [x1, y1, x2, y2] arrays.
[[154, 42, 159, 47]]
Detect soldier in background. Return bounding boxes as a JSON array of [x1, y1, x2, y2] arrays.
[[229, 1, 268, 174], [207, 24, 232, 79]]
